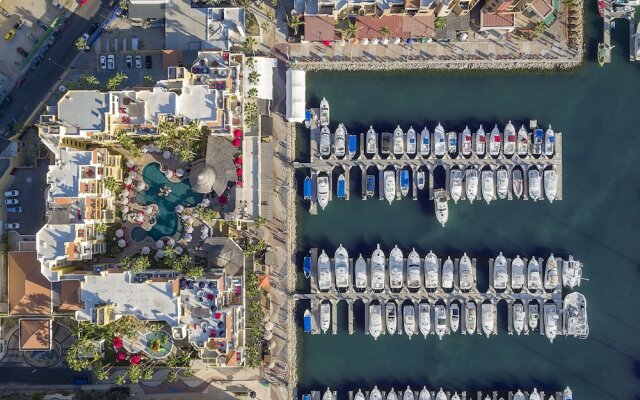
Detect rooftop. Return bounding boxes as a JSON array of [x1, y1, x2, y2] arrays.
[[8, 251, 52, 316], [19, 319, 52, 351], [355, 15, 436, 39], [481, 11, 516, 29], [58, 91, 109, 132], [304, 16, 336, 42]]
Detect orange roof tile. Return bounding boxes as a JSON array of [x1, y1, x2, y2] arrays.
[[304, 16, 336, 42], [481, 12, 516, 28], [19, 319, 51, 351], [58, 280, 82, 312], [9, 252, 52, 316], [356, 15, 435, 39]]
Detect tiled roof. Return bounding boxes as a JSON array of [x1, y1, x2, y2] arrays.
[[58, 280, 82, 312], [19, 319, 51, 351], [304, 16, 336, 41], [531, 0, 553, 17], [355, 15, 435, 39], [8, 252, 51, 316], [481, 12, 516, 28]]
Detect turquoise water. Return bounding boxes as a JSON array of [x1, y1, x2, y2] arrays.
[[296, 10, 640, 399], [131, 163, 203, 241]]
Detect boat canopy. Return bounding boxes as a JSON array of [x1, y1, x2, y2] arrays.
[[400, 170, 409, 186], [305, 110, 312, 122], [303, 314, 312, 333], [548, 136, 555, 143], [534, 129, 544, 139], [348, 135, 357, 152], [303, 256, 311, 275], [367, 176, 375, 192], [337, 178, 345, 198], [303, 177, 312, 199]]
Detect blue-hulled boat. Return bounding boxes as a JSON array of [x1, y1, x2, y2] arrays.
[[303, 256, 311, 278], [303, 310, 312, 333], [302, 395, 312, 400], [348, 134, 357, 158], [366, 174, 375, 197], [533, 128, 544, 155], [337, 174, 346, 199], [400, 170, 410, 197], [303, 176, 312, 200]]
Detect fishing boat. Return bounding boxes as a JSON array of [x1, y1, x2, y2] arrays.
[[336, 174, 346, 200], [544, 167, 558, 202], [417, 170, 426, 190], [400, 169, 410, 197], [419, 303, 431, 338], [366, 175, 375, 198], [544, 303, 558, 343], [461, 126, 472, 156], [419, 387, 431, 400], [319, 97, 330, 126], [319, 126, 331, 157], [317, 250, 331, 290], [334, 245, 349, 289], [528, 168, 542, 201], [563, 292, 589, 339], [303, 309, 312, 333], [434, 123, 446, 157], [481, 169, 495, 204], [481, 302, 495, 337], [407, 248, 421, 288], [496, 168, 508, 199], [434, 189, 449, 227], [303, 176, 312, 200], [389, 245, 404, 289], [386, 301, 398, 335], [450, 169, 462, 204], [434, 305, 446, 339], [465, 168, 478, 204], [406, 127, 417, 155], [450, 302, 460, 333], [320, 302, 330, 333], [544, 125, 555, 156], [354, 390, 365, 400], [511, 255, 525, 290], [530, 388, 541, 400], [544, 254, 558, 290], [459, 253, 473, 290], [465, 301, 477, 334], [403, 386, 415, 400], [303, 256, 312, 278], [369, 302, 382, 339], [503, 121, 516, 156], [513, 302, 525, 335], [563, 255, 583, 289], [512, 168, 523, 199], [598, 42, 606, 66], [317, 174, 329, 210], [517, 125, 529, 157], [384, 170, 396, 205], [366, 126, 377, 154], [493, 252, 508, 290], [513, 390, 525, 400], [334, 123, 346, 158], [532, 128, 544, 155], [403, 304, 416, 338], [441, 256, 454, 289], [371, 387, 382, 400], [528, 257, 541, 290], [436, 389, 446, 400], [447, 130, 457, 154], [419, 128, 430, 157], [355, 254, 367, 289], [393, 125, 404, 156], [348, 134, 357, 158], [387, 388, 398, 400], [371, 244, 386, 291], [323, 388, 334, 400], [424, 251, 439, 289], [475, 125, 486, 156], [488, 125, 502, 157], [528, 302, 540, 331], [563, 387, 573, 400], [381, 131, 391, 155]]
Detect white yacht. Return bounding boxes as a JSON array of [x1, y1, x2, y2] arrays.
[[512, 168, 523, 199], [434, 189, 449, 227], [434, 305, 446, 339], [563, 387, 573, 400], [419, 303, 431, 338], [447, 130, 457, 154], [334, 245, 349, 289], [563, 255, 583, 289], [493, 252, 508, 290], [371, 387, 382, 400], [488, 124, 502, 157], [323, 388, 334, 400], [465, 301, 477, 334], [320, 302, 331, 333], [436, 389, 446, 400], [465, 168, 479, 204], [419, 387, 431, 400], [528, 257, 541, 290], [544, 254, 558, 290], [544, 125, 555, 156], [450, 169, 462, 204], [544, 167, 558, 202], [474, 125, 486, 156], [511, 255, 525, 290], [528, 302, 540, 331], [481, 169, 495, 204], [366, 126, 377, 154], [393, 125, 405, 156], [406, 127, 417, 155], [517, 125, 529, 157], [354, 254, 367, 289], [461, 126, 472, 156], [441, 256, 454, 289], [434, 123, 446, 157], [544, 303, 559, 343], [424, 251, 439, 289], [481, 302, 495, 337], [319, 97, 330, 126], [450, 303, 460, 333], [563, 292, 589, 339], [459, 253, 473, 290], [369, 302, 382, 340], [354, 389, 365, 400], [513, 390, 525, 400], [334, 123, 346, 158], [317, 250, 332, 291], [403, 304, 416, 338], [503, 121, 516, 156], [513, 302, 525, 335], [451, 392, 460, 400], [319, 126, 331, 157], [403, 387, 415, 400], [496, 168, 508, 199], [389, 245, 404, 289], [384, 170, 396, 205], [407, 248, 421, 289], [528, 168, 542, 201], [371, 244, 386, 291], [417, 170, 426, 191], [317, 174, 329, 210], [386, 301, 398, 335], [529, 388, 541, 400], [387, 388, 398, 400], [419, 128, 430, 157]]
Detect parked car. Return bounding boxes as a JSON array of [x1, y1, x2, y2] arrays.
[[4, 190, 19, 197], [6, 207, 23, 213], [4, 198, 18, 205], [145, 55, 152, 69], [100, 55, 106, 70], [36, 20, 48, 31], [4, 29, 15, 41], [135, 55, 141, 69], [126, 55, 132, 68], [13, 19, 24, 30], [107, 54, 115, 70], [4, 223, 20, 230], [16, 47, 28, 57]]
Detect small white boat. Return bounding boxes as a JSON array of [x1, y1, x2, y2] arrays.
[[403, 304, 416, 338], [489, 124, 501, 157], [513, 302, 525, 335], [465, 301, 477, 334], [465, 168, 478, 204], [447, 130, 457, 154], [389, 245, 404, 289], [317, 174, 329, 210], [528, 168, 542, 201], [434, 123, 446, 157], [563, 255, 583, 289], [319, 126, 331, 157], [434, 305, 446, 339], [449, 302, 460, 333], [420, 128, 430, 157], [406, 126, 417, 155], [544, 254, 558, 290], [450, 169, 462, 204], [529, 388, 541, 400], [451, 392, 460, 400], [371, 387, 382, 400], [387, 388, 399, 400], [545, 125, 555, 156], [441, 256, 454, 289], [481, 302, 495, 337], [528, 302, 540, 331], [436, 389, 446, 400], [503, 121, 516, 156], [371, 244, 386, 291], [434, 189, 449, 227], [419, 387, 431, 400], [511, 255, 525, 290], [334, 123, 346, 158], [544, 303, 558, 343], [384, 170, 396, 205], [334, 245, 349, 289], [386, 301, 398, 335], [369, 302, 382, 340], [461, 126, 472, 156], [403, 386, 415, 400], [366, 126, 377, 154], [544, 167, 558, 202], [458, 253, 473, 290], [563, 292, 589, 339], [481, 169, 495, 204], [493, 252, 508, 290], [513, 390, 525, 400], [354, 254, 367, 289], [419, 303, 431, 338], [417, 170, 426, 190], [319, 97, 330, 126], [323, 388, 334, 400], [317, 250, 331, 291], [424, 251, 439, 289], [381, 132, 391, 154], [563, 387, 573, 400], [517, 125, 529, 157], [354, 389, 365, 400], [496, 168, 508, 199], [474, 125, 486, 156], [512, 168, 523, 199], [528, 257, 541, 290], [406, 248, 421, 289], [393, 125, 404, 156], [320, 302, 330, 333]]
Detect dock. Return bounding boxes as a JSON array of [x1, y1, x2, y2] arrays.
[[311, 387, 569, 400], [601, 3, 637, 64]]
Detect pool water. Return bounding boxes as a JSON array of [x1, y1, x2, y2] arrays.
[[131, 163, 203, 241]]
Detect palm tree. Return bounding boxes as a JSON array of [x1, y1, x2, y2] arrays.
[[534, 21, 545, 37], [248, 70, 261, 85], [243, 37, 257, 55], [75, 36, 88, 51], [379, 25, 391, 38], [435, 17, 446, 30], [245, 57, 256, 69], [289, 14, 302, 36], [340, 20, 359, 41]]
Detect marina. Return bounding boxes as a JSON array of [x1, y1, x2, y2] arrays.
[[598, 0, 638, 64]]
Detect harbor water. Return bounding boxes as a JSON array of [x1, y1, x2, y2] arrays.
[[295, 11, 640, 399]]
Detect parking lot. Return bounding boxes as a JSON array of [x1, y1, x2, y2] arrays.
[[3, 160, 48, 235]]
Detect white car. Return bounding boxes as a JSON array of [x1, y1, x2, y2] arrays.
[[107, 54, 115, 70], [81, 33, 89, 41], [4, 198, 18, 205], [135, 55, 141, 69], [100, 55, 106, 70], [4, 223, 20, 229], [126, 55, 132, 68], [4, 190, 18, 197]]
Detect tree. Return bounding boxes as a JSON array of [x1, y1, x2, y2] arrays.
[[185, 265, 205, 279], [166, 370, 178, 382], [141, 364, 154, 381], [247, 88, 258, 97], [106, 72, 128, 91], [248, 71, 261, 85], [260, 21, 269, 33], [340, 20, 358, 40], [144, 75, 154, 83], [379, 25, 391, 38], [245, 57, 256, 69], [77, 74, 100, 88], [114, 374, 127, 385], [119, 0, 128, 10], [255, 216, 267, 228], [121, 256, 150, 273], [533, 21, 545, 37], [271, 0, 279, 6], [127, 364, 142, 384], [93, 361, 110, 381], [166, 254, 191, 273], [75, 36, 88, 51], [243, 37, 257, 55], [66, 339, 94, 372], [103, 176, 122, 194], [289, 14, 302, 36], [95, 223, 108, 235], [435, 17, 446, 30]]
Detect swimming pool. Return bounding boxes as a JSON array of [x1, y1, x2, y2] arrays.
[[131, 163, 203, 241]]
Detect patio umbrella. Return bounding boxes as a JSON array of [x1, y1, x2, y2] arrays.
[[130, 171, 138, 179], [155, 239, 164, 249], [130, 354, 141, 365], [118, 239, 126, 248], [200, 198, 210, 207], [116, 351, 127, 362], [269, 340, 277, 350], [165, 169, 174, 179], [236, 168, 243, 177], [163, 151, 171, 159], [218, 195, 227, 205], [394, 37, 401, 44], [136, 212, 144, 223], [381, 37, 389, 45], [184, 215, 193, 223], [141, 246, 150, 255], [372, 38, 379, 45], [362, 38, 369, 45], [176, 168, 184, 177], [167, 237, 176, 246], [262, 315, 270, 323], [265, 321, 274, 331], [185, 225, 194, 233], [137, 181, 146, 191], [115, 229, 124, 238], [267, 361, 276, 369], [232, 138, 241, 147], [200, 225, 209, 234], [124, 177, 133, 185], [236, 180, 243, 188], [175, 246, 184, 255], [156, 250, 165, 258], [183, 233, 192, 242], [123, 189, 131, 198], [142, 145, 149, 153], [145, 205, 154, 214], [113, 336, 123, 349], [126, 160, 135, 168], [233, 129, 243, 138], [200, 232, 208, 240], [233, 156, 242, 165], [122, 197, 130, 205], [322, 40, 332, 46], [175, 204, 184, 213], [340, 39, 346, 47], [264, 330, 273, 340], [407, 37, 415, 45], [123, 205, 129, 213]]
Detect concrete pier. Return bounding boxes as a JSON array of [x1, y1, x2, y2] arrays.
[[310, 389, 568, 400]]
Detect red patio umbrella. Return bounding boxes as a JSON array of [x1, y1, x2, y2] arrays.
[[232, 138, 241, 148], [218, 195, 227, 205], [113, 336, 123, 349], [233, 129, 243, 138], [234, 156, 243, 164], [322, 40, 332, 46], [130, 354, 142, 365], [237, 181, 243, 188], [116, 351, 127, 362], [236, 168, 243, 177]]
